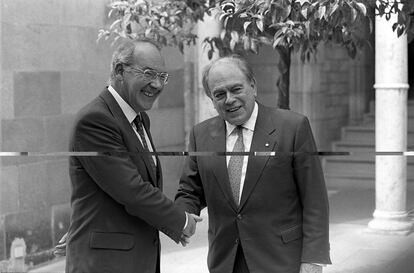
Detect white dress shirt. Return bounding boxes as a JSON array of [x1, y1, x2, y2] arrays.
[[225, 102, 258, 203], [107, 85, 157, 165]]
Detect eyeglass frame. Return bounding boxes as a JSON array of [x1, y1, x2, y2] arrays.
[[123, 65, 169, 85]]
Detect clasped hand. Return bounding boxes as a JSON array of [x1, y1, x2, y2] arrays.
[[180, 212, 203, 247]]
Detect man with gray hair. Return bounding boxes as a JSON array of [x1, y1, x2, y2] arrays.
[[175, 54, 331, 273], [65, 39, 201, 273]]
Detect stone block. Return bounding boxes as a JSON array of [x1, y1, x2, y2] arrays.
[[290, 62, 322, 93], [252, 65, 279, 94], [2, 23, 73, 71], [45, 159, 71, 206], [290, 92, 305, 114], [60, 71, 108, 114], [60, 0, 107, 27], [256, 93, 278, 108], [1, 117, 45, 152], [147, 107, 185, 148], [246, 45, 279, 65], [14, 71, 61, 117], [1, 0, 60, 25], [1, 70, 14, 119], [328, 82, 349, 96], [158, 69, 185, 108], [162, 47, 185, 70], [326, 71, 350, 84], [17, 161, 48, 210], [76, 27, 113, 73], [0, 166, 19, 215], [44, 114, 76, 152]]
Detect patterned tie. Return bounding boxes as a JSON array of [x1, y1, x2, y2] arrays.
[[228, 125, 245, 206], [133, 114, 157, 175]]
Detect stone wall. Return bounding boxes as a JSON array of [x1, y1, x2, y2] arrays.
[[290, 44, 374, 150]]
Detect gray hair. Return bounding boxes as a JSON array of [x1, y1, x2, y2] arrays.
[[202, 54, 255, 98], [109, 38, 161, 83]]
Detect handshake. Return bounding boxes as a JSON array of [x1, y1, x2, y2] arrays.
[[179, 212, 203, 247], [54, 211, 202, 257]]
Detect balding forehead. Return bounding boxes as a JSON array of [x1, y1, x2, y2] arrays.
[[133, 42, 165, 69]]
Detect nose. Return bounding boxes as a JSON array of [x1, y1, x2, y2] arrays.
[[225, 92, 236, 105], [149, 77, 163, 89]]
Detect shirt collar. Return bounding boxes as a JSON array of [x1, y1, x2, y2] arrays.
[[225, 101, 258, 137], [107, 85, 138, 123]]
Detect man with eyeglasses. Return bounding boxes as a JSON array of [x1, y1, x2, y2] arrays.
[[64, 39, 202, 273]]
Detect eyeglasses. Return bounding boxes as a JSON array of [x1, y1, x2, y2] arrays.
[[124, 65, 169, 85]]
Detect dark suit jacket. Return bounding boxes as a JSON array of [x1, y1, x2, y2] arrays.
[[175, 103, 331, 273], [66, 88, 185, 273]]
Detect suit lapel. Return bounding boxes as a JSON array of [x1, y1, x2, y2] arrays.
[[100, 89, 158, 185], [239, 105, 278, 211], [208, 119, 238, 212]]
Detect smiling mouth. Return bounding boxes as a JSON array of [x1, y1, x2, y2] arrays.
[[142, 88, 159, 98], [227, 106, 241, 113], [143, 91, 155, 97]]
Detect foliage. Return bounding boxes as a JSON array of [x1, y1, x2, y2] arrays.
[[98, 0, 414, 57], [372, 0, 414, 41], [98, 0, 214, 53], [208, 0, 373, 61]]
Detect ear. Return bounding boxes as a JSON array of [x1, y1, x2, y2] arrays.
[[250, 78, 257, 96], [115, 64, 124, 81]]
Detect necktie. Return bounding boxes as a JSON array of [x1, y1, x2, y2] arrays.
[[228, 126, 245, 206], [133, 114, 157, 175]]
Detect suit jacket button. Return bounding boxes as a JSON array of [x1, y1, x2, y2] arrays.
[[237, 214, 242, 220], [235, 239, 239, 245]]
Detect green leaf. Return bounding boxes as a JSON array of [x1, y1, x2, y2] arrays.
[[244, 21, 252, 32], [256, 19, 264, 32], [231, 31, 239, 42], [110, 19, 122, 30], [318, 5, 326, 20], [351, 7, 357, 22], [354, 2, 367, 16], [273, 37, 283, 48], [301, 6, 308, 19], [230, 39, 237, 50], [397, 26, 405, 37], [243, 35, 250, 50], [295, 0, 310, 6], [329, 2, 339, 16]]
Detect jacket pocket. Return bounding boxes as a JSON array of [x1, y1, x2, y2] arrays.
[[89, 231, 135, 250], [280, 224, 302, 243]]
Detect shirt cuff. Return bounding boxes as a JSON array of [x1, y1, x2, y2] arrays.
[[183, 212, 189, 231], [311, 263, 326, 267]]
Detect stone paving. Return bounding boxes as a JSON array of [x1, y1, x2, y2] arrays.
[[28, 187, 414, 273]]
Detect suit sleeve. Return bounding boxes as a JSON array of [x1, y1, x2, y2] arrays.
[[72, 111, 186, 243], [174, 127, 207, 215], [293, 116, 331, 264]]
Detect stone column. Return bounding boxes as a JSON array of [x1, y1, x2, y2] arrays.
[[194, 14, 221, 123], [368, 2, 413, 235], [183, 13, 221, 146]]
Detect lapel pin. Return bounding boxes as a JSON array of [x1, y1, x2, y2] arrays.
[[265, 143, 270, 147]]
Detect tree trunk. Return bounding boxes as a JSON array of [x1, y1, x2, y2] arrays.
[[276, 46, 291, 110]]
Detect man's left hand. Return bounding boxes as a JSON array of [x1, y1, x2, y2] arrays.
[[299, 263, 322, 273]]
